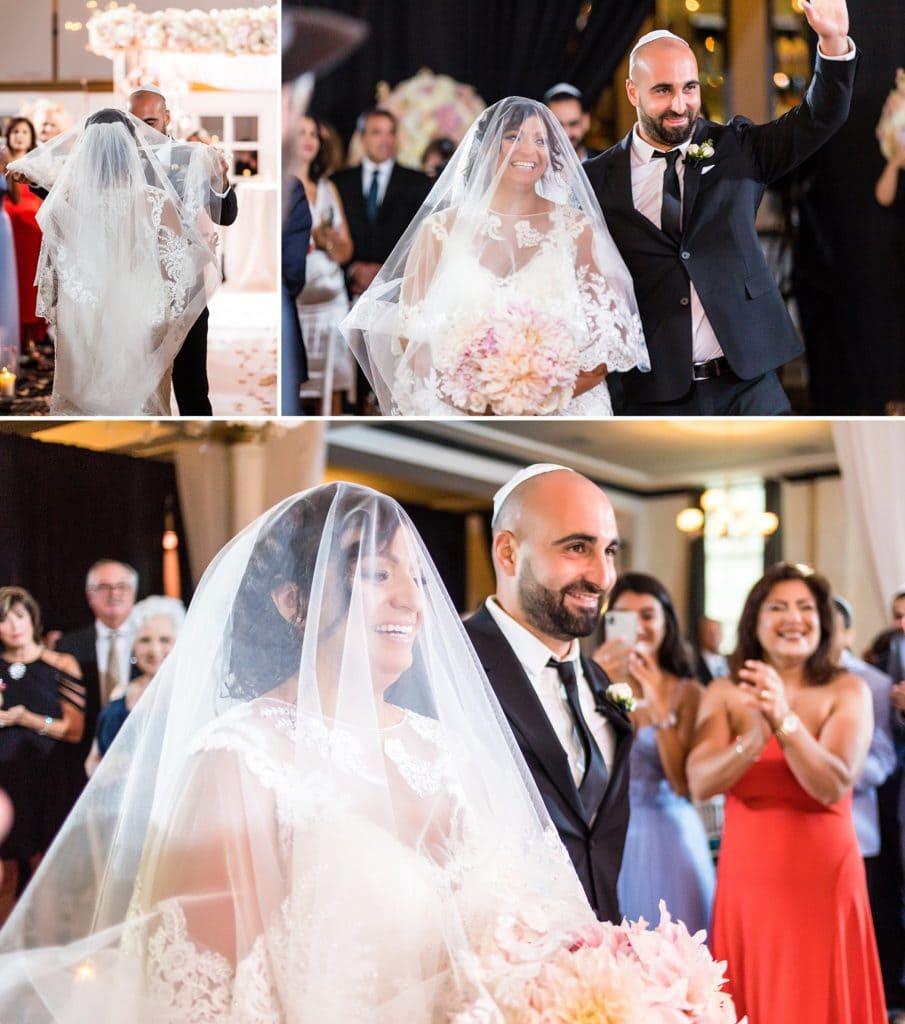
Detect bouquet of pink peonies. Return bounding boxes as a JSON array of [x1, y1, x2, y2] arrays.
[[435, 303, 581, 416], [454, 902, 746, 1024]]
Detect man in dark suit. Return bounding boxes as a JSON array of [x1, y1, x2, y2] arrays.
[[128, 87, 239, 416], [281, 178, 312, 414], [56, 559, 139, 768], [584, 0, 856, 415], [331, 108, 431, 301], [543, 83, 603, 162], [464, 465, 633, 923]]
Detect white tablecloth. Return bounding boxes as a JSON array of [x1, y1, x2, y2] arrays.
[[222, 179, 278, 291]]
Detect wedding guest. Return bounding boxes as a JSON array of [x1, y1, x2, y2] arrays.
[[420, 137, 455, 178], [464, 464, 634, 923], [584, 1, 857, 415], [31, 101, 71, 144], [128, 85, 238, 416], [0, 586, 85, 925], [593, 573, 714, 935], [1, 117, 45, 352], [688, 563, 885, 1023], [875, 140, 905, 206], [693, 615, 729, 684], [84, 596, 184, 776], [56, 560, 139, 770], [281, 177, 312, 414], [543, 83, 603, 161], [293, 113, 355, 413], [331, 108, 431, 301]]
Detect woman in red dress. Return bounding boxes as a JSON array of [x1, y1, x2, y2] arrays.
[[1, 117, 46, 350], [688, 562, 886, 1024]]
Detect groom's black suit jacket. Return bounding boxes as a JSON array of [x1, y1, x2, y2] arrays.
[[584, 53, 857, 407], [464, 606, 633, 924]]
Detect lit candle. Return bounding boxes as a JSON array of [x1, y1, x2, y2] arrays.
[[0, 367, 15, 399]]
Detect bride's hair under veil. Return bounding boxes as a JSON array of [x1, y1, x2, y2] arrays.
[[0, 483, 593, 1023], [342, 96, 648, 416], [8, 109, 222, 416]]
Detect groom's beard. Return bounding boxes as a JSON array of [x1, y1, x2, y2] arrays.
[[519, 563, 604, 641], [639, 105, 699, 148]]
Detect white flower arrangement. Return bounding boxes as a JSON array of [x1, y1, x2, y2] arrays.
[[349, 68, 485, 170], [605, 682, 637, 713], [687, 138, 715, 163], [87, 6, 277, 58]]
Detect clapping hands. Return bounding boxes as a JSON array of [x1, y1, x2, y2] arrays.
[[801, 0, 850, 56]]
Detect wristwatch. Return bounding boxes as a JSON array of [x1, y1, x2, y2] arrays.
[[774, 711, 800, 738]]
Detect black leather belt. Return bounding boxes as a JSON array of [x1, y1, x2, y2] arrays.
[[692, 356, 730, 382]]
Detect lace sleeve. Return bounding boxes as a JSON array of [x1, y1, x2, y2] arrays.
[[146, 184, 193, 319], [572, 214, 649, 373]]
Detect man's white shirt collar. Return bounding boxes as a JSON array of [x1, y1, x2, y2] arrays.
[[484, 597, 580, 676], [631, 126, 694, 165]]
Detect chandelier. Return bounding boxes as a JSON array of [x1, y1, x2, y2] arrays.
[[676, 487, 779, 539]]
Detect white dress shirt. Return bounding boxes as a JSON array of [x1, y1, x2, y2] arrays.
[[629, 130, 723, 365], [360, 157, 394, 207], [95, 619, 134, 704], [485, 597, 616, 786]]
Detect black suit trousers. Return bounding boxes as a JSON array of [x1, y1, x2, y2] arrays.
[[173, 308, 212, 416], [622, 368, 791, 416]]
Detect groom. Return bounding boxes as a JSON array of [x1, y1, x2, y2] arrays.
[[464, 465, 633, 923], [128, 86, 239, 416], [585, 0, 856, 415]]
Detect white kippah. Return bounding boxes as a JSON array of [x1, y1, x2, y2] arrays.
[[129, 84, 166, 100], [630, 29, 690, 61], [492, 464, 574, 525]]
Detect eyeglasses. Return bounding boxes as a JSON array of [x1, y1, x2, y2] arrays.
[[88, 583, 134, 595]]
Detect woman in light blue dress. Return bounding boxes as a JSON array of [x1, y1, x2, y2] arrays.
[[594, 572, 715, 937]]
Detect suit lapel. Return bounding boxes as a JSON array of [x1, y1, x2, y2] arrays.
[[578, 655, 633, 824], [467, 609, 583, 816], [608, 131, 672, 243], [681, 122, 712, 233]]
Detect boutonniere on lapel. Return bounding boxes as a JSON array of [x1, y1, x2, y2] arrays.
[[604, 682, 637, 713], [686, 139, 715, 164]]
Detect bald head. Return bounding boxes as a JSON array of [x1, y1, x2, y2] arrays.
[[627, 36, 701, 150], [492, 470, 619, 655], [128, 90, 170, 135]]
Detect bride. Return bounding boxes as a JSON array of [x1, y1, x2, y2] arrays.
[[0, 484, 596, 1022], [8, 109, 222, 415], [342, 98, 648, 416]]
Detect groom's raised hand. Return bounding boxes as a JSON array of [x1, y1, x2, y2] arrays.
[[801, 0, 850, 56]]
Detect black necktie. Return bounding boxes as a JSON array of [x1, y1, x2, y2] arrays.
[[366, 169, 380, 223], [653, 148, 682, 243], [547, 658, 608, 817]]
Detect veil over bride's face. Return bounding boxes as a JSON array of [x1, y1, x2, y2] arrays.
[[494, 113, 553, 190], [356, 526, 424, 693]]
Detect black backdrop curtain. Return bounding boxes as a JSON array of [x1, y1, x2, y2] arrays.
[[792, 1, 905, 414], [297, 0, 653, 145], [0, 436, 190, 634]]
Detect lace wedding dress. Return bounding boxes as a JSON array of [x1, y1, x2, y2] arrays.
[[0, 485, 592, 1023], [39, 185, 193, 415], [391, 205, 645, 416], [9, 110, 221, 416], [342, 98, 648, 416]]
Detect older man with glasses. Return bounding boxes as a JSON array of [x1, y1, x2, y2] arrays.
[[56, 560, 139, 775]]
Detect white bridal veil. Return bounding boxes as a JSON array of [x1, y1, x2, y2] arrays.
[[342, 97, 647, 416], [9, 110, 222, 415], [0, 484, 593, 1022]]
